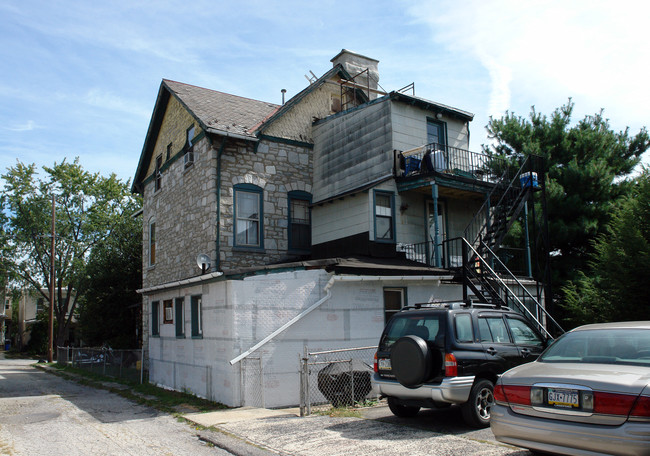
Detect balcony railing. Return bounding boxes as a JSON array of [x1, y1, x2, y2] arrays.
[[396, 143, 507, 183], [398, 239, 530, 277]]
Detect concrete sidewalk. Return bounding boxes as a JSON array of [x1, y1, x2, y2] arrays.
[[184, 407, 528, 456]]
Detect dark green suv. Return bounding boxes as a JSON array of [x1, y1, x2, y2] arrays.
[[371, 302, 548, 427]]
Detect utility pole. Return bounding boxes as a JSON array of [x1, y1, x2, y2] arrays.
[[48, 194, 55, 363]]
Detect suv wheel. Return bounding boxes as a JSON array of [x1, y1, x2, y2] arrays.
[[461, 379, 494, 428], [387, 397, 420, 417]]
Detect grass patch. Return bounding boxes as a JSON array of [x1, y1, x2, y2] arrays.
[[45, 363, 227, 415]]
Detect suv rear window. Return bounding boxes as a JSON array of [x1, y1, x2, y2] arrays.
[[381, 314, 444, 349]]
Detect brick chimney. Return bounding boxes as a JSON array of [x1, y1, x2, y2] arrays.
[[331, 49, 380, 99]]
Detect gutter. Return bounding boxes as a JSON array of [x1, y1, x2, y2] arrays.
[[206, 127, 258, 142], [137, 272, 223, 295], [229, 273, 451, 365]]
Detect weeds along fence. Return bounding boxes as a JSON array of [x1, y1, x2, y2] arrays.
[[299, 346, 378, 416], [57, 346, 148, 384]]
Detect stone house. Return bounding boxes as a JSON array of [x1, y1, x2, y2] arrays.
[[132, 50, 551, 408]]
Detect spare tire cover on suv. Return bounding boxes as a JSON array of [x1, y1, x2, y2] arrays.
[[390, 335, 437, 388]]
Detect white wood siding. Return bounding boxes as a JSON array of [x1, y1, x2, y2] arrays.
[[390, 102, 469, 151], [312, 192, 370, 244]]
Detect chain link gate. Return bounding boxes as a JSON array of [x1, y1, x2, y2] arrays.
[[299, 346, 378, 416], [241, 356, 264, 407]]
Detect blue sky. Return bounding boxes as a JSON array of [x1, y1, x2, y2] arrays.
[[1, 0, 649, 185]]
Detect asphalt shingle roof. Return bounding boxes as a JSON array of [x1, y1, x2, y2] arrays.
[[163, 79, 280, 138]]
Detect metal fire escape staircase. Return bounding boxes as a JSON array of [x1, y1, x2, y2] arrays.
[[461, 156, 563, 337]]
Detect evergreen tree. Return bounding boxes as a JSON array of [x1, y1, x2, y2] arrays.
[[563, 169, 650, 325], [485, 101, 649, 295]]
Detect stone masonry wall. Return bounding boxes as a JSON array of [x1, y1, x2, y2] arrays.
[[218, 138, 312, 271], [142, 134, 217, 290]]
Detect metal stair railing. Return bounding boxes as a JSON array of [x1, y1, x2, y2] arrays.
[[464, 156, 536, 255], [479, 241, 564, 337], [461, 238, 561, 339]]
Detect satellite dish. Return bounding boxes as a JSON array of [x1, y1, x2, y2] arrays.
[[196, 253, 211, 273]]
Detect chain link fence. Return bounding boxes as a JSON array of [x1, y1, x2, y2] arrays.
[[57, 346, 148, 383], [299, 346, 378, 416], [241, 356, 264, 407]]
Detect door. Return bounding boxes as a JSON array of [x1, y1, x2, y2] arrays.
[[477, 315, 522, 371]]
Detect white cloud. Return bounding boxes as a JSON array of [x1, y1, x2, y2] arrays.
[[407, 0, 650, 128], [83, 89, 151, 119], [4, 120, 38, 132]]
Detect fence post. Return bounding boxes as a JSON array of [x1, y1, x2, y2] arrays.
[[349, 359, 355, 406], [299, 352, 305, 416]]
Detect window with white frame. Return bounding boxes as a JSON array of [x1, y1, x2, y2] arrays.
[[374, 191, 395, 242], [384, 288, 405, 323]]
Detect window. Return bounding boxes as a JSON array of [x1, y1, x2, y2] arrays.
[[427, 118, 446, 150], [166, 143, 172, 161], [151, 301, 160, 336], [149, 220, 156, 266], [234, 184, 263, 248], [163, 300, 173, 324], [478, 316, 510, 343], [288, 191, 311, 251], [154, 154, 162, 192], [383, 288, 405, 323], [455, 314, 474, 343], [184, 125, 195, 168], [506, 317, 542, 346], [191, 295, 202, 338], [36, 298, 44, 314], [374, 191, 395, 242], [175, 298, 185, 338]]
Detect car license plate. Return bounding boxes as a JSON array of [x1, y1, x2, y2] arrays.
[[378, 358, 391, 370], [547, 388, 579, 408]]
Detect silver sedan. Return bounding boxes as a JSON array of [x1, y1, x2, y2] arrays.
[[490, 321, 650, 456]]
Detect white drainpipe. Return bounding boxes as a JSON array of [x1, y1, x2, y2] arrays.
[[228, 273, 451, 365]]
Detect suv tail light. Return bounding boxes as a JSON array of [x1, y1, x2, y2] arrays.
[[373, 351, 378, 373], [444, 353, 457, 377]]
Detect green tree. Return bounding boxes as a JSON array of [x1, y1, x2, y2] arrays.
[[76, 200, 142, 349], [485, 100, 649, 294], [2, 159, 140, 348], [563, 169, 650, 325]]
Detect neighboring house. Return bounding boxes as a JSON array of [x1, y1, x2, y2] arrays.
[[1, 288, 77, 349], [132, 50, 552, 408]]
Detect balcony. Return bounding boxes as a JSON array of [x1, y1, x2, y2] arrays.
[[397, 238, 530, 277], [395, 143, 506, 184]]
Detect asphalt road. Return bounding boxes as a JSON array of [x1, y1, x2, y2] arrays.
[[0, 354, 531, 456], [0, 355, 234, 456]]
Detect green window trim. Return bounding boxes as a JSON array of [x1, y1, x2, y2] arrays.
[[151, 301, 160, 337], [175, 297, 185, 338], [234, 183, 264, 250], [191, 295, 202, 338], [288, 190, 312, 252]]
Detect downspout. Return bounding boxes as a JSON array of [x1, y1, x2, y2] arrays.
[[215, 139, 226, 271], [432, 183, 441, 267]]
